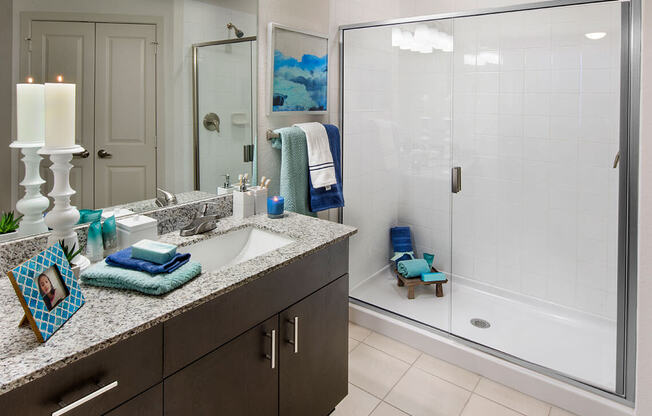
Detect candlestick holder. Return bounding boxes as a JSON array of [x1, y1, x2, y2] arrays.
[[38, 145, 88, 266], [10, 141, 49, 236]]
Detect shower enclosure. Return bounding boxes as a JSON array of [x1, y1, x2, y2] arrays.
[[193, 37, 257, 192], [341, 0, 638, 402]]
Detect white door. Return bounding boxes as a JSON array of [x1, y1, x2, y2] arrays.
[[94, 23, 157, 208], [29, 21, 95, 209]]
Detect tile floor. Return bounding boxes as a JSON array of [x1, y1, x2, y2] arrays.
[[335, 322, 579, 416]]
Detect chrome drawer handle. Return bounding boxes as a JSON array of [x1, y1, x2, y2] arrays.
[[52, 381, 118, 416], [265, 330, 276, 369], [288, 317, 299, 354]]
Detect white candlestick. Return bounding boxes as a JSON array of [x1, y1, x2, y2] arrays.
[[16, 80, 45, 143], [39, 146, 84, 263], [10, 142, 49, 236], [45, 77, 75, 148]]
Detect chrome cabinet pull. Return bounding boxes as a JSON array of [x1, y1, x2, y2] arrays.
[[452, 166, 462, 193], [288, 316, 299, 354], [265, 330, 276, 369], [52, 380, 118, 416]]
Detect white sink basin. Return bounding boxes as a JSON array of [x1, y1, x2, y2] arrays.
[[178, 226, 294, 272]]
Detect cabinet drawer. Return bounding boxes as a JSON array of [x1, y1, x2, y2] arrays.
[[164, 239, 349, 376], [104, 383, 162, 416], [0, 325, 162, 416]]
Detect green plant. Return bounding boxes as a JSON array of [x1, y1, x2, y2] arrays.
[[58, 240, 84, 265], [0, 211, 22, 234]]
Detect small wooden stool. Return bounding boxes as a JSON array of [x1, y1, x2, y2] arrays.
[[394, 266, 448, 299]]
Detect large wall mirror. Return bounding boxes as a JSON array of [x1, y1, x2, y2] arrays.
[[2, 0, 258, 242]]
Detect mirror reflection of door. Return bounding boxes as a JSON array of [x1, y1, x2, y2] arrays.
[[25, 20, 157, 210]]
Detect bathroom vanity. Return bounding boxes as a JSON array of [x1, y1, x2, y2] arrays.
[[0, 213, 356, 415]]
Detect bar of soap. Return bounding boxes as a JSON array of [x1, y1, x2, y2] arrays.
[[131, 239, 177, 264], [421, 272, 446, 283]]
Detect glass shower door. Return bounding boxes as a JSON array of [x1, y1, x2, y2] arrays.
[[195, 40, 256, 192], [449, 2, 623, 391]]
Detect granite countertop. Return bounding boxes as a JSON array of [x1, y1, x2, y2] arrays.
[[0, 213, 357, 395]]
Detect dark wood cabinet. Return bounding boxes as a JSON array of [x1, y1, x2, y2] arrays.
[[1, 239, 350, 416], [279, 275, 349, 416], [164, 316, 279, 416]]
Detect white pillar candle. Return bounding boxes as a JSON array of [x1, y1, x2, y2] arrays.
[[16, 78, 45, 143], [45, 75, 75, 148]]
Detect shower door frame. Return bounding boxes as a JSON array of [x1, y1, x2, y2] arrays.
[[191, 36, 258, 190], [339, 0, 640, 405]]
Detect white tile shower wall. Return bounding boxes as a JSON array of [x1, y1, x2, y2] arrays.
[[450, 4, 621, 319]]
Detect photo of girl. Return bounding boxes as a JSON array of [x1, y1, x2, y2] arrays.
[[37, 265, 69, 311]]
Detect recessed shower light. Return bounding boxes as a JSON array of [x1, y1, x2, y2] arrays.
[[585, 32, 607, 40]]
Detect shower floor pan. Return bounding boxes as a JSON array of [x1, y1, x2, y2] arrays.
[[350, 267, 617, 391]]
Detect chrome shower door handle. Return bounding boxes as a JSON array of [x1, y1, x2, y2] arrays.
[[265, 330, 276, 369], [452, 167, 462, 193], [287, 316, 299, 354]]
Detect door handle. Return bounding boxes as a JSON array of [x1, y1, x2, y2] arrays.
[[97, 149, 112, 159], [52, 381, 118, 416], [613, 151, 620, 168], [452, 166, 461, 193], [265, 330, 276, 369], [73, 150, 89, 159], [287, 316, 299, 354]]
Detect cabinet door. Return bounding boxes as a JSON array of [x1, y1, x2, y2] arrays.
[[104, 384, 162, 416], [279, 275, 349, 416], [164, 315, 278, 416]]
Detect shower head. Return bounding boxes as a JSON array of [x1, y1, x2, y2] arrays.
[[227, 22, 244, 38]]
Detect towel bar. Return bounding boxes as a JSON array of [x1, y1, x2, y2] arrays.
[[266, 129, 280, 140]]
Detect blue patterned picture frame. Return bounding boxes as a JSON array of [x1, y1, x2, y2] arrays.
[[6, 243, 85, 343]]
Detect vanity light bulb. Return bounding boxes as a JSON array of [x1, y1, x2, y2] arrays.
[[56, 75, 63, 82], [27, 77, 34, 83]]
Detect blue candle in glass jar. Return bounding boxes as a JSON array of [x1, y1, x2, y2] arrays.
[[267, 196, 284, 218]]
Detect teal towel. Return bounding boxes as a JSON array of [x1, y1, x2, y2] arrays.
[[271, 127, 316, 217], [81, 260, 202, 295], [423, 253, 434, 267], [397, 259, 430, 278], [421, 272, 446, 282]]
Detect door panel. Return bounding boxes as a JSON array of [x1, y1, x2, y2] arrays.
[[94, 23, 156, 208], [29, 21, 95, 209], [163, 315, 278, 416], [280, 275, 349, 415]]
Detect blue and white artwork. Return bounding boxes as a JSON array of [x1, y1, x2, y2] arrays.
[[272, 26, 328, 113]]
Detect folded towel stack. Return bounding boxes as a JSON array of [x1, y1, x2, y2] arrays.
[[81, 260, 201, 295], [106, 247, 191, 274], [397, 259, 430, 278]]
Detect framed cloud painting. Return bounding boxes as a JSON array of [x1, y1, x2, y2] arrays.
[[269, 23, 328, 114]]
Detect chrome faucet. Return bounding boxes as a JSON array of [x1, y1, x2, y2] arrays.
[[155, 188, 178, 207], [179, 202, 220, 236]]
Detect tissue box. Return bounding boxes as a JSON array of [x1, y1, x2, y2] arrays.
[[131, 239, 177, 264], [233, 190, 255, 218], [116, 215, 158, 249]]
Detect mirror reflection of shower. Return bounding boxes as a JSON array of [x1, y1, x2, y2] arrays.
[[227, 22, 244, 38]]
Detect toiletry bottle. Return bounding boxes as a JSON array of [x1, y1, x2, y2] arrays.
[[86, 220, 104, 262]]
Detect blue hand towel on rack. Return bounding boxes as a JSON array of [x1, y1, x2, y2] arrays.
[[308, 124, 345, 212], [270, 127, 315, 217], [106, 247, 191, 274]]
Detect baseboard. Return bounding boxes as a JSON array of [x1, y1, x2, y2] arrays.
[[349, 302, 634, 416]]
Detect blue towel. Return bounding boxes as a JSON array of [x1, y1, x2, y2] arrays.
[[397, 259, 430, 278], [308, 124, 345, 212], [81, 260, 201, 295], [106, 247, 190, 274], [421, 272, 446, 282], [390, 227, 413, 253], [271, 127, 316, 217]]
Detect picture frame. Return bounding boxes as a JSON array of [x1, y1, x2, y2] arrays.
[[268, 23, 328, 115], [6, 243, 85, 343]]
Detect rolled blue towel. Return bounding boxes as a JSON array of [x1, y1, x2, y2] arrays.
[[81, 260, 201, 295], [106, 247, 190, 274], [397, 259, 430, 278]]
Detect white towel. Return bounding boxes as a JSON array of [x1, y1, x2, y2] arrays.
[[294, 122, 337, 189]]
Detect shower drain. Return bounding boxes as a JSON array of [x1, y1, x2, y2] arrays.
[[470, 318, 491, 329]]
